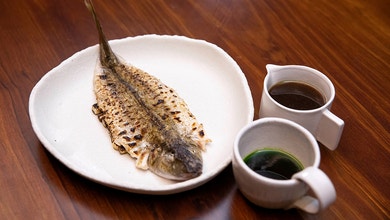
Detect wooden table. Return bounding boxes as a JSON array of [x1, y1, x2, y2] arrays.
[[1, 0, 389, 219]]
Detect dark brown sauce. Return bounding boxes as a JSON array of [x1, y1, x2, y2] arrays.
[[269, 81, 325, 110]]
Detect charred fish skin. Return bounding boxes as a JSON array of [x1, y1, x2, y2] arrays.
[[85, 0, 211, 180]]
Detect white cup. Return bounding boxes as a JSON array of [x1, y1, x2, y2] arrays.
[[232, 117, 336, 214], [259, 64, 344, 150]]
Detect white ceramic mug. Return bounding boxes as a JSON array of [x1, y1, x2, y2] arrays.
[[232, 117, 336, 214], [259, 64, 344, 150]]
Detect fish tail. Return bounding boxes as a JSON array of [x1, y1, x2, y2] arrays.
[[84, 0, 118, 66]]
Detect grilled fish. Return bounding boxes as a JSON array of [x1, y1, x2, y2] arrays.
[[85, 0, 211, 180]]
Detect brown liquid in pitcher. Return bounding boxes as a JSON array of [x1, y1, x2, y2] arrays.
[[269, 81, 325, 110]]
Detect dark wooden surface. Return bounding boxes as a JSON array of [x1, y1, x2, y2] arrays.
[[1, 0, 389, 219]]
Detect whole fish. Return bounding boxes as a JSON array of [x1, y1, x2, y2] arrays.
[[85, 0, 211, 181]]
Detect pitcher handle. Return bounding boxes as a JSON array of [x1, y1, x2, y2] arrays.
[[316, 110, 344, 150]]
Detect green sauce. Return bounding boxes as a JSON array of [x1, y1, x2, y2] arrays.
[[244, 148, 304, 180]]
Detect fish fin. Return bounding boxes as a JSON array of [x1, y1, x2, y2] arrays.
[[84, 0, 118, 66]]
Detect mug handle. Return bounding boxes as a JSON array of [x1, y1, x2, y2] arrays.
[[289, 167, 336, 214], [316, 110, 344, 150]]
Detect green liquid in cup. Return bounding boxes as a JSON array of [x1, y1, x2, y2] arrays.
[[244, 148, 304, 180]]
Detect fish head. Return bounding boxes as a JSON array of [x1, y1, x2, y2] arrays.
[[148, 139, 203, 181]]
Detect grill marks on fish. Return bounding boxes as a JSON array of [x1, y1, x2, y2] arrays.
[[92, 67, 155, 169], [85, 0, 211, 180]]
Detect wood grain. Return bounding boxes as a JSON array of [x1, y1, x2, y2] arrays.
[[1, 0, 389, 219]]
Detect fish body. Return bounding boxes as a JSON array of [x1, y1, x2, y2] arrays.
[[85, 0, 210, 180]]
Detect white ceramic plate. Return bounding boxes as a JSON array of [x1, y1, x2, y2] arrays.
[[29, 35, 254, 194]]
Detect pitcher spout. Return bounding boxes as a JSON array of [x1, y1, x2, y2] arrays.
[[266, 64, 285, 73]]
